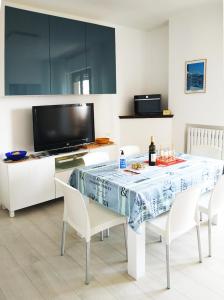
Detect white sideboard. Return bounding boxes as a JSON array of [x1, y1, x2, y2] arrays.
[[0, 144, 118, 217]]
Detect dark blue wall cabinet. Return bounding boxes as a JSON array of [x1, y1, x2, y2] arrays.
[[5, 6, 116, 95], [86, 23, 116, 94], [5, 7, 51, 95], [49, 16, 86, 95]]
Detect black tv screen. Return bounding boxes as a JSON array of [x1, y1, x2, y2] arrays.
[[32, 103, 95, 152]]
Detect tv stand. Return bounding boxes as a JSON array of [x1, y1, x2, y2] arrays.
[[47, 146, 80, 156], [0, 144, 118, 217]]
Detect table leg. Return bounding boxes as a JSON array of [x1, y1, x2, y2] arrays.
[[9, 210, 15, 218], [127, 222, 145, 279]]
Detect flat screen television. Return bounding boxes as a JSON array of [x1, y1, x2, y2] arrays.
[[32, 103, 95, 152]]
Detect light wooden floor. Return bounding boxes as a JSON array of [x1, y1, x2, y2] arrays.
[[0, 199, 224, 300]]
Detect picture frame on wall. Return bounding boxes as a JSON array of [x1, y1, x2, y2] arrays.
[[185, 59, 207, 94]]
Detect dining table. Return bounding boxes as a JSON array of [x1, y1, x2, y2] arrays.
[[69, 152, 224, 280]]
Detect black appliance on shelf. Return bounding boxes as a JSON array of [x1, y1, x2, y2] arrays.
[[134, 94, 161, 116], [32, 103, 95, 153]]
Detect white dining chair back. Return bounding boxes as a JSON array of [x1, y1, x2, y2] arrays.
[[55, 177, 127, 284], [82, 151, 109, 166], [82, 151, 110, 239], [167, 187, 201, 243], [55, 170, 73, 183], [55, 170, 74, 198], [209, 176, 224, 216], [120, 145, 140, 157], [199, 175, 224, 257], [148, 186, 202, 289], [55, 177, 91, 241]]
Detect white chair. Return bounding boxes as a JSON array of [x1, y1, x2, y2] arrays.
[[55, 177, 127, 285], [199, 175, 224, 257], [119, 145, 140, 157], [148, 186, 202, 289], [81, 151, 110, 240], [82, 151, 109, 166], [55, 170, 73, 182]]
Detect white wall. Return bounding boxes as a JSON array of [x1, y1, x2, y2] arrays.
[[169, 0, 223, 151], [147, 24, 169, 110], [0, 2, 149, 153], [116, 27, 148, 116], [120, 118, 173, 152]]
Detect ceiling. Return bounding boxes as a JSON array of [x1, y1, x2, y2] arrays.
[[5, 0, 217, 30]]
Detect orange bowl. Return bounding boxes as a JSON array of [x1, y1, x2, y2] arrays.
[[95, 137, 110, 144]]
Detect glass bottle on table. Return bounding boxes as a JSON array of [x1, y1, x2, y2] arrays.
[[119, 150, 127, 169], [149, 136, 156, 166]]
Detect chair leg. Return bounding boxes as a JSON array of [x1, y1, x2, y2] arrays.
[[212, 214, 218, 225], [123, 224, 128, 261], [159, 235, 162, 242], [200, 212, 203, 222], [166, 244, 170, 289], [85, 241, 90, 285], [105, 228, 110, 238], [196, 225, 202, 263], [208, 219, 212, 257], [100, 231, 104, 241], [61, 221, 67, 256]]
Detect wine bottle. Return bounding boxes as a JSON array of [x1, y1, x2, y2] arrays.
[[149, 136, 156, 166]]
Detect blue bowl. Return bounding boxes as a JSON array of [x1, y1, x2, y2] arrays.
[[5, 150, 27, 161]]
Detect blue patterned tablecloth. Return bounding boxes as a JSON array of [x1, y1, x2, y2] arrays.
[[69, 153, 224, 232]]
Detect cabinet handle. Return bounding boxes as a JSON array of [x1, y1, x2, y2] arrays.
[[57, 156, 84, 163], [58, 158, 75, 163]]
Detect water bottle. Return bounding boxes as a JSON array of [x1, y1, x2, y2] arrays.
[[119, 150, 127, 169]]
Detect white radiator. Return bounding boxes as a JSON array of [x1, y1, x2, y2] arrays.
[[187, 126, 224, 160]]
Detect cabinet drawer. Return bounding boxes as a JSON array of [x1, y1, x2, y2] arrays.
[[55, 152, 87, 171], [8, 158, 55, 210]]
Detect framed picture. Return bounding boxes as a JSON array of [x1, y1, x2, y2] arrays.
[[185, 59, 207, 93]]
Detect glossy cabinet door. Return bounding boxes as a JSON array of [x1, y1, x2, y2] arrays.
[[49, 16, 86, 95], [5, 7, 50, 95], [5, 6, 116, 96], [86, 23, 116, 94]]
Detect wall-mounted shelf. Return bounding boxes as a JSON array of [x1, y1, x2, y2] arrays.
[[119, 114, 174, 119]]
